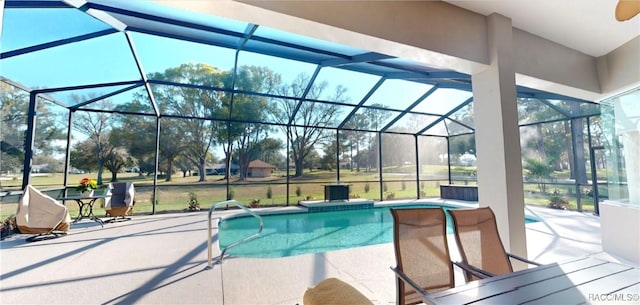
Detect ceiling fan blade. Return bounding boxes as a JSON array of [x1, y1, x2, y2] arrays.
[[616, 0, 640, 21]]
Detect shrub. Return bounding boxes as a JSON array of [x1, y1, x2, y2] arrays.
[[385, 192, 395, 200], [584, 187, 593, 198], [548, 189, 568, 210], [187, 192, 200, 211], [524, 158, 554, 193], [1, 215, 17, 240], [249, 198, 260, 208], [266, 187, 273, 199]]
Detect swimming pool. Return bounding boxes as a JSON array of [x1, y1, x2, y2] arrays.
[[218, 204, 538, 258]]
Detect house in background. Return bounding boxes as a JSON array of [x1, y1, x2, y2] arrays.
[[248, 160, 276, 178], [31, 164, 49, 173], [206, 163, 239, 175]]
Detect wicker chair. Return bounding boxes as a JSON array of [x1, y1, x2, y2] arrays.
[[104, 182, 135, 222]]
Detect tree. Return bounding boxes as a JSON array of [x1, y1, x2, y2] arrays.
[[518, 98, 589, 181], [70, 140, 98, 173], [234, 122, 270, 180], [524, 158, 555, 193], [358, 142, 379, 172], [586, 116, 607, 169], [342, 113, 368, 171], [175, 155, 193, 178], [568, 102, 588, 184], [449, 134, 476, 164], [448, 102, 476, 164], [112, 100, 157, 176], [72, 98, 115, 185], [450, 102, 474, 127], [70, 130, 130, 182], [270, 74, 344, 177], [303, 148, 321, 172], [320, 139, 338, 171], [103, 146, 132, 181], [0, 84, 28, 172], [381, 133, 414, 168], [149, 63, 281, 183], [255, 137, 285, 166], [156, 118, 187, 181], [542, 121, 569, 171], [361, 105, 393, 171], [224, 66, 280, 181], [1, 83, 65, 173], [519, 98, 553, 160], [149, 63, 227, 182]]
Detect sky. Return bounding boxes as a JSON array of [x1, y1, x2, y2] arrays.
[[1, 5, 470, 111], [1, 2, 473, 162]]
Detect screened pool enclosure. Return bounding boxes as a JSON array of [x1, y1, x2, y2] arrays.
[[1, 0, 605, 215]]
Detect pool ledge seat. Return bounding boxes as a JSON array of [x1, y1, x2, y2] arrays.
[[303, 278, 373, 305]]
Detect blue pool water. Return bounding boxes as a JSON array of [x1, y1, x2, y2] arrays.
[[218, 205, 538, 258]]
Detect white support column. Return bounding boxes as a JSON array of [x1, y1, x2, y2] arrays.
[[472, 14, 528, 262]]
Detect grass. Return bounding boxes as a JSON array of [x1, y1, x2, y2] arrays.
[[524, 192, 596, 212], [0, 165, 611, 220], [0, 170, 449, 220]]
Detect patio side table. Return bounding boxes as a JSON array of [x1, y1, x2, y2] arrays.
[[58, 195, 107, 227]]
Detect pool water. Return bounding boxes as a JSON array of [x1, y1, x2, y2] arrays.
[[218, 205, 537, 258]]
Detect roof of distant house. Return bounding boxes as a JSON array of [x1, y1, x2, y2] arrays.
[[248, 160, 276, 169]]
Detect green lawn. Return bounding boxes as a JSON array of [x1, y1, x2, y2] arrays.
[[1, 169, 444, 219], [0, 165, 608, 221]]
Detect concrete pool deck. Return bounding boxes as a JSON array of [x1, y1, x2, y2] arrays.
[[0, 200, 634, 304]]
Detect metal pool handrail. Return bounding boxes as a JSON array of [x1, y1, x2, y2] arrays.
[[207, 200, 264, 268]]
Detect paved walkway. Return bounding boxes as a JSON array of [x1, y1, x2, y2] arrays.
[[0, 202, 624, 304]]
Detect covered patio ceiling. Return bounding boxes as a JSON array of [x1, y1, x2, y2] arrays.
[[1, 0, 598, 138]]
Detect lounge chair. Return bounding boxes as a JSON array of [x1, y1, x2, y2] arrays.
[[104, 182, 135, 222], [449, 206, 541, 282], [390, 208, 455, 305], [15, 185, 71, 242], [303, 277, 373, 305]]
